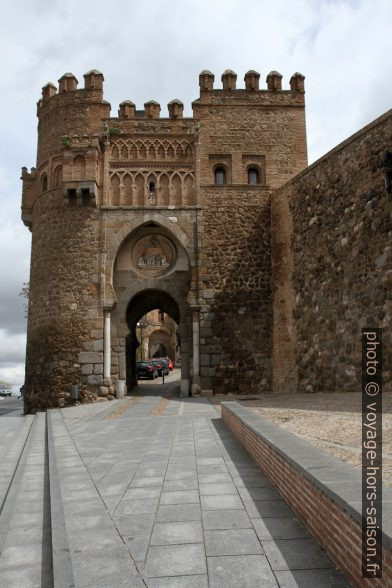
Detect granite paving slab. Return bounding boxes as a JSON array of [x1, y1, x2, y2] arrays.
[[0, 388, 349, 587], [207, 554, 278, 588]]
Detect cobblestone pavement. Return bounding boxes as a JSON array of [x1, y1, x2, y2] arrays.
[[0, 378, 349, 587]]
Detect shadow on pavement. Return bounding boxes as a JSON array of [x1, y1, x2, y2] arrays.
[[210, 419, 349, 587]]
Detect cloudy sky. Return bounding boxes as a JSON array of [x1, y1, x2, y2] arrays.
[[0, 0, 391, 385]]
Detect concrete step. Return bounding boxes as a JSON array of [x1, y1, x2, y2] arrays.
[[0, 412, 53, 587], [0, 414, 35, 512], [48, 408, 144, 587]]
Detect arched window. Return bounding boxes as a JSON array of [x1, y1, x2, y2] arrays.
[[248, 167, 260, 185], [214, 166, 226, 186], [53, 166, 62, 188], [41, 173, 48, 193]]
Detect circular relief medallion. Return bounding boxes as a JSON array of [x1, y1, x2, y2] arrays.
[[133, 234, 176, 277]]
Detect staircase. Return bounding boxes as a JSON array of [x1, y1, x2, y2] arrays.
[[0, 409, 144, 588], [0, 413, 53, 587]]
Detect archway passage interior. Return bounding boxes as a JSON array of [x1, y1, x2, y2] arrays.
[[125, 289, 184, 390], [136, 310, 178, 362]]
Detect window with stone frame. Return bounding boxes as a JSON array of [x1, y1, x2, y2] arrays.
[[247, 166, 260, 185], [214, 166, 226, 185]]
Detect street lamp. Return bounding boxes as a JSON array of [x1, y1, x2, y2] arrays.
[[137, 320, 148, 361]]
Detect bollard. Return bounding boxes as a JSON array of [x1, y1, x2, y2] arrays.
[[116, 380, 125, 399], [70, 385, 79, 403]]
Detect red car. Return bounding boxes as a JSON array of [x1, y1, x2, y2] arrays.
[[150, 359, 169, 376], [159, 357, 174, 370]]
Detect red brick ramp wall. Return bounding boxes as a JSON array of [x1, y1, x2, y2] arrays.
[[221, 402, 392, 587]]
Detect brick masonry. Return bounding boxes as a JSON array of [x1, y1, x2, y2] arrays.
[[222, 402, 392, 587]]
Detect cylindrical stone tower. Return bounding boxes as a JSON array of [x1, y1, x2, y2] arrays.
[[21, 71, 110, 411]]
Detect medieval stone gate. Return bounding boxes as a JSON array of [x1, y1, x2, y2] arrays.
[[21, 68, 309, 411]]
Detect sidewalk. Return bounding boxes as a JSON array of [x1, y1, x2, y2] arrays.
[[0, 380, 349, 587]]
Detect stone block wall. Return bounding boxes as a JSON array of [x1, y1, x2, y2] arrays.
[[272, 109, 392, 393]]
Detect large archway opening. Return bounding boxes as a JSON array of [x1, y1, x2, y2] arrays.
[[125, 289, 189, 393], [111, 220, 193, 397]]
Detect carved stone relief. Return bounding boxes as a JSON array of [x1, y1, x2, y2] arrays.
[[132, 234, 176, 277]]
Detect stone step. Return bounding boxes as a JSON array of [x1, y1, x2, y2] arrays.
[[0, 412, 53, 587], [0, 414, 35, 513], [47, 408, 145, 587]]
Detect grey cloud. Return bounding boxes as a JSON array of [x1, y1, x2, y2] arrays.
[[0, 289, 27, 335], [0, 0, 392, 380]]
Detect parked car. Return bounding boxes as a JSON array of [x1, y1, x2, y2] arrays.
[[0, 390, 12, 397], [150, 359, 169, 376], [158, 357, 174, 371], [137, 361, 158, 380]]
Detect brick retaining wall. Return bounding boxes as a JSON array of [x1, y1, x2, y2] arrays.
[[221, 402, 392, 587]]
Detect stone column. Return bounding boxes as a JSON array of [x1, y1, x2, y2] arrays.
[[178, 321, 190, 397], [103, 309, 111, 380], [191, 307, 200, 395], [180, 347, 190, 397]]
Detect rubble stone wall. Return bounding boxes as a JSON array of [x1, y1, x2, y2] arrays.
[[199, 188, 272, 394], [272, 109, 392, 393], [25, 190, 101, 410], [194, 83, 307, 394]]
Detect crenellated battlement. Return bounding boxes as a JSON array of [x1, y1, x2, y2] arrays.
[[37, 68, 305, 124], [39, 70, 105, 103], [198, 68, 305, 94], [28, 66, 307, 221]]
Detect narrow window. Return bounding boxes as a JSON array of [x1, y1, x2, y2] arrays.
[[248, 167, 260, 185], [67, 189, 77, 207], [149, 181, 155, 193], [214, 166, 226, 185], [82, 189, 90, 206], [41, 173, 48, 193], [53, 166, 62, 188]]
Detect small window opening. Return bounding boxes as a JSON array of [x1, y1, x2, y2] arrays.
[[53, 166, 62, 188], [82, 189, 90, 206], [68, 189, 77, 207], [248, 167, 260, 185], [41, 174, 48, 193], [214, 166, 226, 186], [149, 181, 155, 193]]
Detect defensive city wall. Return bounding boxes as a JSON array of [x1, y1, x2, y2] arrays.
[[21, 68, 391, 411], [272, 108, 392, 395]]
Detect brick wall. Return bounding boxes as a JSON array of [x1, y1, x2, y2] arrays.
[[222, 402, 392, 587]]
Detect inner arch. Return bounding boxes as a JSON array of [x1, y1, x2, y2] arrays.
[[124, 289, 184, 391], [126, 289, 180, 330]]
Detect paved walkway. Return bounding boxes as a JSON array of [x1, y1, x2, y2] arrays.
[[0, 377, 349, 587]]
